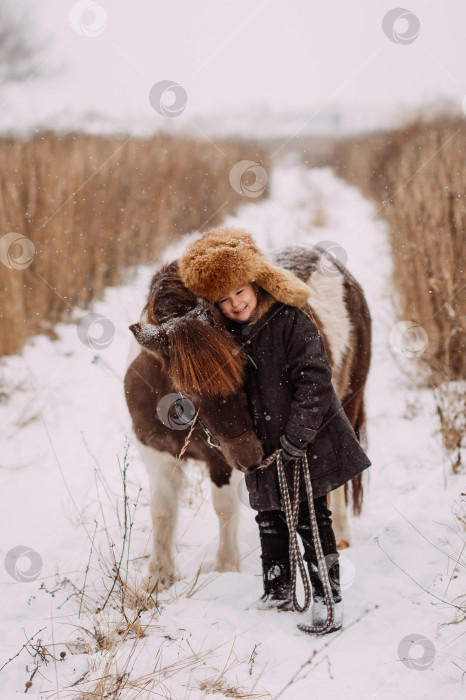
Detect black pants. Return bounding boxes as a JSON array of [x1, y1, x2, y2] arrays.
[[255, 495, 340, 598]]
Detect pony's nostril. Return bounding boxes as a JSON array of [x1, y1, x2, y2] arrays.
[[247, 464, 261, 474], [234, 457, 262, 473]]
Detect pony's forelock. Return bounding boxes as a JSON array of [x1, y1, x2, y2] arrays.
[[143, 261, 246, 398], [166, 318, 246, 399]]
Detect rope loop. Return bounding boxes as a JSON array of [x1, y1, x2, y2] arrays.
[[260, 449, 337, 635]]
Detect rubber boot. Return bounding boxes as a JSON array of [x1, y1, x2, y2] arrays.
[[248, 560, 293, 611], [303, 558, 343, 633]]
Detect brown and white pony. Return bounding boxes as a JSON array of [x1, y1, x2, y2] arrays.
[[125, 245, 371, 591]]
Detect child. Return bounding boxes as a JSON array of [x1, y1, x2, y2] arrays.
[[179, 227, 371, 633]]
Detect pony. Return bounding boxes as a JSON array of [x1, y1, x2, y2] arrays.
[[125, 245, 371, 591]]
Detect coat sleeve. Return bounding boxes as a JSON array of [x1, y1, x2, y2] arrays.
[[282, 307, 334, 448]]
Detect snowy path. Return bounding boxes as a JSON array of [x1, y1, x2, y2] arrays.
[[0, 157, 464, 698]]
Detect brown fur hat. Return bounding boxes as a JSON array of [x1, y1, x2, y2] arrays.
[[178, 227, 311, 307]]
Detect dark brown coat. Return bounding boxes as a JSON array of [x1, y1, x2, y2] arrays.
[[228, 301, 371, 511]]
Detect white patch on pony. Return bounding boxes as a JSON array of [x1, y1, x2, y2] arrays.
[[211, 469, 242, 572], [135, 439, 184, 592], [305, 258, 351, 373], [328, 486, 351, 546]]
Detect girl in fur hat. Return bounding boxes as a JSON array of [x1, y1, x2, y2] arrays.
[[179, 227, 371, 633]]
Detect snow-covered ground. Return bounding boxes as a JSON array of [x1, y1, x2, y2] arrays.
[[0, 158, 464, 698]]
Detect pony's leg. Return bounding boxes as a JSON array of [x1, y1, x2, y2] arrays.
[[328, 486, 351, 549], [136, 441, 184, 592], [211, 469, 242, 572]]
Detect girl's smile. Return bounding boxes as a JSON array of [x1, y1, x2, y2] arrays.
[[217, 283, 258, 321]]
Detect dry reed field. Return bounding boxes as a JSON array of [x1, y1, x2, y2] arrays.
[[0, 132, 268, 356], [317, 116, 466, 470]]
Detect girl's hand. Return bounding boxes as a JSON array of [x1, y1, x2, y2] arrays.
[[280, 434, 307, 462]]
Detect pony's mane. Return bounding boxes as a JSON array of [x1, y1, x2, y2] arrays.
[[145, 260, 198, 323], [145, 261, 247, 399]]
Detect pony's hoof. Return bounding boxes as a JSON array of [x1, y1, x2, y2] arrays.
[[215, 559, 240, 573], [143, 567, 176, 594], [336, 539, 350, 550]]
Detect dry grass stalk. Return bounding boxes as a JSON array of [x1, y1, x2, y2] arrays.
[[0, 131, 268, 356], [27, 443, 272, 698], [375, 498, 465, 645], [433, 382, 466, 473], [186, 638, 270, 699], [438, 492, 466, 631], [314, 115, 466, 470], [70, 637, 248, 700]]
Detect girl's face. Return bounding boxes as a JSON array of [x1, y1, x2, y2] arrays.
[[217, 283, 258, 321]]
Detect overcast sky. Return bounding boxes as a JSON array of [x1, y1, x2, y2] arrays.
[[1, 0, 465, 134]]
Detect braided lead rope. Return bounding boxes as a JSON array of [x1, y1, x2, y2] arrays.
[[297, 455, 336, 635], [261, 449, 336, 634], [260, 448, 282, 468], [275, 452, 311, 613]]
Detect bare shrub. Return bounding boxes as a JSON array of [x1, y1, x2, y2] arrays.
[[0, 0, 48, 85]]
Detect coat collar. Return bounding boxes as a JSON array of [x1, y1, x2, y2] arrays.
[[247, 289, 278, 325], [228, 297, 286, 341]]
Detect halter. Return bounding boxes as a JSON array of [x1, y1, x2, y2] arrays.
[[176, 392, 256, 456]]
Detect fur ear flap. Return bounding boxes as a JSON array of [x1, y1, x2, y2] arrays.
[[129, 323, 168, 356], [254, 261, 311, 308]]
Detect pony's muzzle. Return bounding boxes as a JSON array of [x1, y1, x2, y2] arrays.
[[235, 460, 258, 474]]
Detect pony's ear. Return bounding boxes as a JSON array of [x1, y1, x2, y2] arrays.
[[129, 323, 168, 356]]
